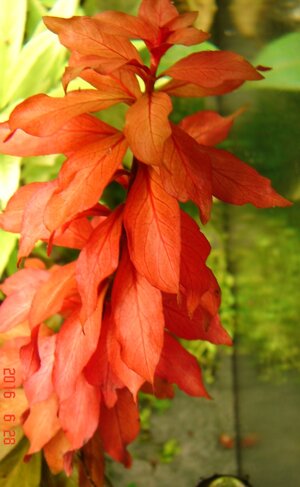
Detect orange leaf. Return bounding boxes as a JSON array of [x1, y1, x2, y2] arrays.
[[76, 206, 123, 323], [160, 78, 244, 97], [160, 125, 212, 223], [167, 27, 209, 46], [112, 245, 165, 383], [43, 429, 72, 475], [180, 109, 243, 146], [9, 90, 132, 137], [0, 115, 116, 156], [164, 51, 263, 88], [124, 92, 172, 165], [94, 10, 156, 42], [124, 166, 180, 293], [44, 16, 142, 72], [44, 133, 127, 232], [29, 262, 77, 328], [23, 393, 61, 455], [54, 290, 106, 402], [59, 373, 100, 450], [138, 0, 178, 28]]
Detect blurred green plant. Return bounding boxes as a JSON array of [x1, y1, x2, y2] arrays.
[[0, 0, 80, 278], [252, 32, 300, 91]]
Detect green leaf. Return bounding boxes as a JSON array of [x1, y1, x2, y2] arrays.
[[253, 33, 300, 91], [2, 32, 67, 106], [0, 437, 41, 487], [0, 230, 18, 278], [0, 155, 21, 208], [26, 0, 47, 40], [0, 0, 27, 106]]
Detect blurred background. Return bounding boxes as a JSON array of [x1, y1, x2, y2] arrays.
[[0, 1, 299, 486]]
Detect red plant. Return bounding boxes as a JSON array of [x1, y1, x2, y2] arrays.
[[0, 0, 291, 483]]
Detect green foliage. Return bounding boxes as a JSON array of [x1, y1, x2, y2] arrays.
[[0, 0, 80, 278], [0, 437, 41, 487], [253, 32, 300, 91]]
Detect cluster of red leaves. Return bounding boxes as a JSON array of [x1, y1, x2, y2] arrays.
[[0, 0, 291, 483]]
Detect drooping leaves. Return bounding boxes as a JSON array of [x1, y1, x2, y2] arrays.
[[209, 148, 292, 208], [76, 206, 123, 323], [124, 165, 180, 293], [99, 388, 140, 467], [160, 124, 212, 223], [156, 332, 210, 397], [112, 245, 165, 383]]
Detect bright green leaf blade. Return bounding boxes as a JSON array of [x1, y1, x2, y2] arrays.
[[0, 155, 21, 208], [3, 32, 66, 105], [0, 0, 27, 105], [0, 230, 18, 278], [253, 33, 300, 91], [34, 0, 80, 36], [26, 0, 47, 40], [0, 437, 41, 487]]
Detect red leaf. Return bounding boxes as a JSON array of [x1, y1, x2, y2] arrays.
[[156, 332, 210, 397], [164, 51, 263, 87], [124, 166, 180, 293], [29, 262, 77, 328], [54, 290, 106, 402], [180, 109, 244, 146], [9, 90, 132, 137], [180, 210, 211, 314], [209, 148, 292, 208], [141, 377, 174, 399], [99, 388, 140, 467], [76, 206, 123, 323], [44, 133, 127, 232], [78, 432, 105, 487], [124, 92, 172, 165], [59, 373, 100, 450], [112, 245, 165, 383], [160, 125, 212, 223], [160, 78, 244, 97], [44, 16, 142, 72], [167, 27, 209, 46], [23, 393, 61, 454], [163, 294, 232, 345], [0, 115, 116, 157], [166, 11, 198, 30], [83, 308, 124, 409], [94, 10, 156, 42], [138, 0, 178, 27]]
